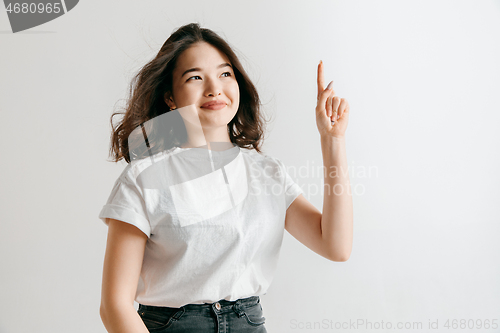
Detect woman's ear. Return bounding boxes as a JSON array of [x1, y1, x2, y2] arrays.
[[164, 92, 176, 110]]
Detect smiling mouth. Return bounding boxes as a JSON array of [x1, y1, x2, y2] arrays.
[[201, 104, 226, 110]]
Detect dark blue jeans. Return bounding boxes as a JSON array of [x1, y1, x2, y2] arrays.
[[137, 296, 267, 332]]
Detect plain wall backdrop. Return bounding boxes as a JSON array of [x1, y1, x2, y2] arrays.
[[1, 0, 499, 332]]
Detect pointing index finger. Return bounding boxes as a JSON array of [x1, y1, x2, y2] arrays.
[[317, 60, 325, 100]]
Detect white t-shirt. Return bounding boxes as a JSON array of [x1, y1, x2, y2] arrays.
[[98, 145, 303, 307]]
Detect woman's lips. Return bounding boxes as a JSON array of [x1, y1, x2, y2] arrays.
[[201, 101, 226, 110]]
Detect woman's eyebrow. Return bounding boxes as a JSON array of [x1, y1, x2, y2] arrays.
[[181, 63, 232, 78]]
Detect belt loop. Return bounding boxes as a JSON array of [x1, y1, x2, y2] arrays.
[[233, 299, 245, 317]]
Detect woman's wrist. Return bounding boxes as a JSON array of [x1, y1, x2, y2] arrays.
[[321, 135, 346, 145]]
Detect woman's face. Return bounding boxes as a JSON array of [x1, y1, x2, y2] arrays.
[[166, 42, 240, 129]]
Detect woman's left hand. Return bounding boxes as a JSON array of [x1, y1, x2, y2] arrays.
[[315, 61, 350, 138]]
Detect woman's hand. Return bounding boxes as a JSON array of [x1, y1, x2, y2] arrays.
[[315, 61, 350, 138]]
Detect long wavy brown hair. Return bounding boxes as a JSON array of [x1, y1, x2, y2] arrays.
[[108, 23, 268, 163]]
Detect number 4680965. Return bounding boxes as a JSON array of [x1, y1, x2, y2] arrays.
[[444, 319, 498, 330], [6, 3, 62, 14]]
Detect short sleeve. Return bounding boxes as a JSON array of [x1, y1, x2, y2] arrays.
[[275, 158, 304, 210], [98, 170, 151, 238]]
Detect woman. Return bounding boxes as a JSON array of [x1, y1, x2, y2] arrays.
[[98, 23, 352, 333]]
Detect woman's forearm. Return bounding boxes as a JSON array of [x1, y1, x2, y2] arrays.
[[320, 135, 353, 261], [100, 303, 150, 333]]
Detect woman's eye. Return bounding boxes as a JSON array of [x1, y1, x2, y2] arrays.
[[187, 72, 231, 81]]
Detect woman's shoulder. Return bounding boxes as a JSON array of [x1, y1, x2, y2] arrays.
[[242, 147, 280, 161], [241, 148, 285, 172], [122, 146, 180, 181]]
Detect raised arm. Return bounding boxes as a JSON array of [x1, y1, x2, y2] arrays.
[[99, 218, 149, 332], [284, 61, 353, 262]]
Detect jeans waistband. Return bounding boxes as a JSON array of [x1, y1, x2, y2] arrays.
[[138, 295, 260, 314]]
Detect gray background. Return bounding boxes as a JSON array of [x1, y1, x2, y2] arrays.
[[1, 0, 499, 332]]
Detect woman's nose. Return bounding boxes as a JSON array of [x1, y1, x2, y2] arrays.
[[204, 79, 222, 97]]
